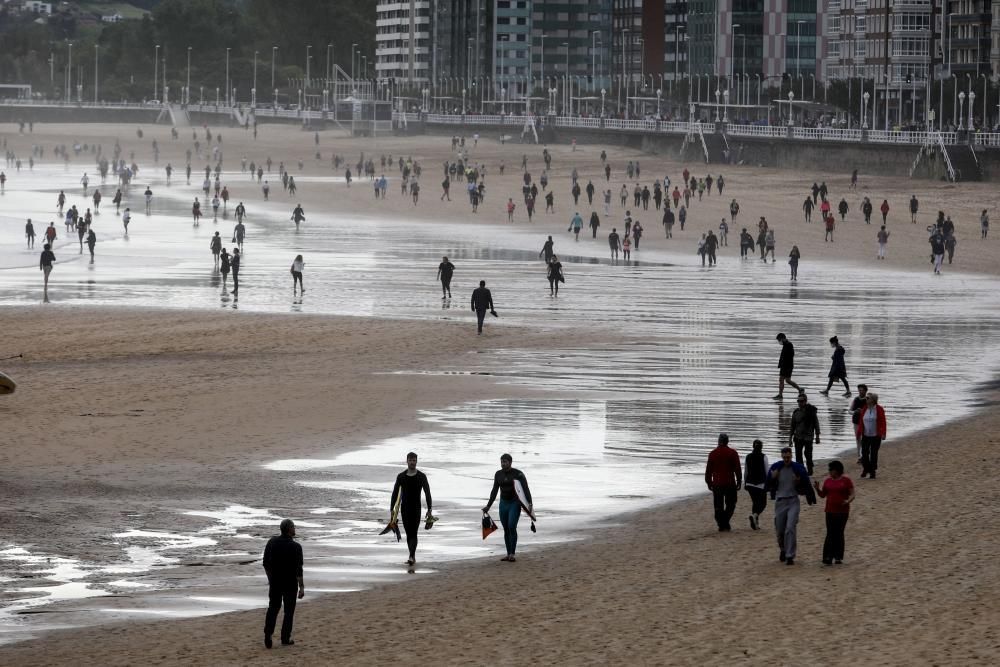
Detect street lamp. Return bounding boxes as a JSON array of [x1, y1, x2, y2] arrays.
[[723, 88, 729, 122], [714, 88, 720, 121], [968, 90, 976, 130], [225, 47, 231, 107], [186, 46, 192, 105], [591, 30, 600, 93], [153, 44, 159, 102], [657, 88, 662, 117], [462, 88, 467, 114], [863, 91, 870, 129], [601, 87, 606, 116], [731, 24, 740, 107], [93, 44, 98, 104], [563, 42, 570, 115], [272, 47, 278, 108], [787, 90, 795, 126], [253, 50, 258, 108], [959, 91, 965, 129]]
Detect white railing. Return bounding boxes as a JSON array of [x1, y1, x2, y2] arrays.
[[657, 120, 689, 134], [973, 133, 1000, 147], [936, 133, 957, 182], [727, 124, 787, 138]]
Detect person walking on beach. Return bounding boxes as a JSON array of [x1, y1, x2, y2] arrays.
[[437, 256, 455, 299], [589, 211, 601, 239], [877, 225, 890, 259], [820, 336, 851, 397], [880, 199, 890, 224], [814, 461, 855, 565], [569, 212, 583, 241], [622, 234, 632, 262], [262, 519, 304, 648], [233, 221, 246, 252], [112, 189, 122, 215], [910, 195, 919, 224], [547, 255, 564, 296], [862, 197, 873, 224], [788, 245, 801, 281], [609, 228, 621, 262], [291, 204, 305, 230], [744, 439, 769, 530], [144, 186, 153, 214], [929, 229, 945, 274], [802, 197, 814, 223], [482, 454, 533, 562], [220, 248, 231, 288], [39, 243, 56, 303], [471, 280, 495, 335], [86, 228, 96, 263], [290, 255, 305, 295], [981, 209, 989, 239], [210, 232, 222, 268], [390, 452, 434, 566], [789, 393, 820, 475], [25, 219, 35, 249], [767, 446, 816, 565], [540, 236, 555, 263], [774, 333, 801, 400], [230, 248, 241, 297], [704, 433, 742, 532], [855, 392, 886, 479], [850, 384, 869, 464]]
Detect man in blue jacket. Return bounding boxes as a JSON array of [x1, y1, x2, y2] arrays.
[[767, 447, 816, 566]]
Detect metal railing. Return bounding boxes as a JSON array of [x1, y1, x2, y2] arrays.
[[727, 124, 787, 138], [973, 133, 1000, 147], [936, 132, 957, 182]]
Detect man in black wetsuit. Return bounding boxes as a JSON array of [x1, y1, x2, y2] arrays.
[[471, 280, 495, 335], [262, 519, 304, 648], [482, 453, 533, 562], [390, 452, 433, 567], [774, 332, 801, 400], [539, 235, 554, 263], [437, 255, 455, 299]]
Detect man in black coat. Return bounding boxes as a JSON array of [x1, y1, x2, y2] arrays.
[[262, 519, 304, 648], [774, 333, 801, 400], [471, 280, 495, 335]]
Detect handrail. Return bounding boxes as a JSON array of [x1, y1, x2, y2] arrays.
[[936, 132, 957, 182]]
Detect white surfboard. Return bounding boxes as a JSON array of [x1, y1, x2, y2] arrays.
[[514, 479, 535, 521], [0, 371, 16, 395]]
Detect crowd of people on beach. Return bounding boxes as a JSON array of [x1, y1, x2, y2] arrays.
[[705, 331, 887, 568]]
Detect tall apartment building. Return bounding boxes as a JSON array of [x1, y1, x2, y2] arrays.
[[376, 0, 433, 85], [945, 0, 992, 75], [433, 0, 491, 86], [685, 0, 820, 80], [993, 0, 1000, 76], [533, 1, 612, 88]]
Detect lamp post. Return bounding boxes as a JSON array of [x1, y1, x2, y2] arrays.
[[563, 42, 570, 115], [620, 29, 628, 113], [657, 88, 662, 117], [540, 33, 547, 95], [674, 24, 685, 94], [591, 30, 600, 93], [462, 87, 466, 115], [731, 23, 740, 107], [186, 46, 192, 105], [787, 90, 795, 126], [272, 47, 278, 108], [351, 42, 357, 80], [252, 50, 259, 108], [93, 44, 98, 104], [723, 88, 729, 122], [796, 20, 805, 85], [153, 44, 158, 102], [225, 47, 231, 107], [958, 91, 965, 130], [601, 87, 606, 116], [968, 90, 976, 130], [714, 88, 720, 121], [862, 91, 869, 129]]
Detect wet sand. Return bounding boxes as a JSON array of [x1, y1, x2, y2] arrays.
[[2, 123, 1000, 663]]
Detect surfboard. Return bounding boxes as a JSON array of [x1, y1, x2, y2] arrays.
[[0, 371, 16, 395], [514, 479, 536, 522], [378, 485, 403, 541]]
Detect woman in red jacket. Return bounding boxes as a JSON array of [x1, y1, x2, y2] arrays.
[[880, 199, 890, 224], [855, 392, 887, 479]]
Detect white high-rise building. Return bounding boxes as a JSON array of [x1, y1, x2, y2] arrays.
[[376, 0, 433, 84]]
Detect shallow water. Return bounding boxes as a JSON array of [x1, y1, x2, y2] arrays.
[[3, 164, 1000, 642]]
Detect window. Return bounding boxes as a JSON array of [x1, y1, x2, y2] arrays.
[[828, 40, 841, 57], [855, 39, 867, 57], [856, 15, 866, 33], [828, 16, 842, 34], [893, 37, 929, 57]]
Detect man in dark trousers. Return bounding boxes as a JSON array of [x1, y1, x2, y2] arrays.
[[743, 439, 770, 530], [437, 255, 455, 299], [262, 519, 304, 648], [390, 452, 433, 566], [789, 393, 821, 475], [230, 247, 241, 297], [773, 333, 801, 400], [704, 433, 742, 532], [471, 280, 495, 335], [820, 336, 851, 397]]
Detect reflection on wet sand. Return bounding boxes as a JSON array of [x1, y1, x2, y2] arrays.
[[3, 167, 1000, 643]]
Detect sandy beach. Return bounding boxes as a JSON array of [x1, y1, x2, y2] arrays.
[[2, 121, 1000, 665]]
